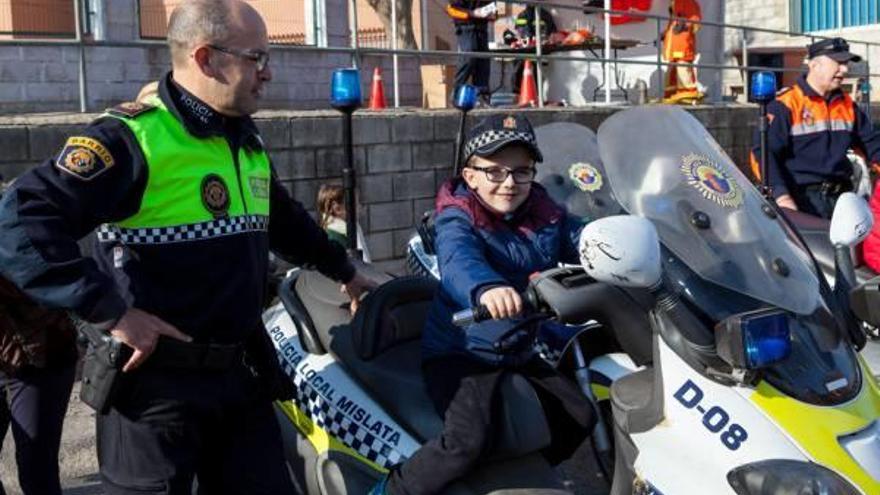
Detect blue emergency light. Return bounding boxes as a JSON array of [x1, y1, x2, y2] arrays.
[[454, 84, 478, 111], [716, 309, 792, 369], [330, 68, 362, 110], [751, 71, 777, 104], [742, 311, 791, 368]]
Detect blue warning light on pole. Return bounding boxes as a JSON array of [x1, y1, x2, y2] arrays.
[[751, 71, 777, 104]]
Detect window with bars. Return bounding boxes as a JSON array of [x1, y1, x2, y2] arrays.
[[791, 0, 880, 33]]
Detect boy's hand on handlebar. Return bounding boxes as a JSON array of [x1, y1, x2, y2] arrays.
[[479, 286, 523, 320]]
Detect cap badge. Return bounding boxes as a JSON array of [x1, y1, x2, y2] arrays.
[[503, 116, 517, 129]]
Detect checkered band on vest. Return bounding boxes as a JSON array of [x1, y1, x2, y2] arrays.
[[96, 215, 269, 244], [279, 358, 407, 469], [464, 130, 536, 159]]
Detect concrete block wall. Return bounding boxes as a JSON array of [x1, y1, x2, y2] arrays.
[[0, 105, 803, 268]]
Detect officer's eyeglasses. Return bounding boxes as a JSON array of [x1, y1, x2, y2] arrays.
[[468, 165, 536, 184], [208, 44, 270, 72]]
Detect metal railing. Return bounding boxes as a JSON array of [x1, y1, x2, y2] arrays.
[[0, 0, 879, 112]]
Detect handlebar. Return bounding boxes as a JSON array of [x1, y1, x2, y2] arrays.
[[452, 305, 494, 327]]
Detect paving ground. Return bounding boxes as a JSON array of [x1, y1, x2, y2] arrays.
[[3, 342, 880, 495]]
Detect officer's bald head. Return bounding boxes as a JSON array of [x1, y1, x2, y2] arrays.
[[167, 0, 266, 68]]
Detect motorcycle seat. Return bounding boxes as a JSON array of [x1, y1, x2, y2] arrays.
[[328, 276, 443, 442], [782, 208, 878, 283]]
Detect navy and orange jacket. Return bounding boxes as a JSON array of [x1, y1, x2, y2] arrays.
[[750, 76, 880, 199], [446, 0, 493, 25]]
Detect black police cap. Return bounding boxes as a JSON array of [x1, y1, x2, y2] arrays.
[[463, 114, 544, 165], [808, 37, 862, 63]]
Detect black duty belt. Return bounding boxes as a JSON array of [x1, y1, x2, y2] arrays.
[[148, 339, 244, 370], [802, 180, 852, 197]]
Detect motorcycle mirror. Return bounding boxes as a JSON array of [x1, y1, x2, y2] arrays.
[[578, 215, 661, 288], [829, 192, 873, 247], [850, 276, 880, 327]]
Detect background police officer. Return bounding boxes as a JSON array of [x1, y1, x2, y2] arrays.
[[751, 37, 880, 218], [446, 0, 497, 101], [0, 0, 373, 493]]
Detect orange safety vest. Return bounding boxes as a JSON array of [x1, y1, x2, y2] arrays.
[[663, 0, 701, 62]]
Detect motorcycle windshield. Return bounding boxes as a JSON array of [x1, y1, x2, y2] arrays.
[[598, 107, 820, 315]]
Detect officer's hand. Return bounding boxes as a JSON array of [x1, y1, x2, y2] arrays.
[[110, 308, 192, 372], [341, 271, 379, 315], [479, 286, 523, 320], [775, 194, 798, 211]]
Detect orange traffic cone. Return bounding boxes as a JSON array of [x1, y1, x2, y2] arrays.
[[517, 60, 538, 107], [368, 67, 387, 110]]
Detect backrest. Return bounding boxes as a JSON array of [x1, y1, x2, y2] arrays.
[[350, 276, 438, 360]]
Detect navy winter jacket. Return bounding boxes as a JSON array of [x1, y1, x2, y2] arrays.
[[422, 179, 586, 362]]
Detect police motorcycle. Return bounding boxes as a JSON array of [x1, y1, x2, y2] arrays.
[[435, 103, 880, 494], [566, 105, 880, 495]]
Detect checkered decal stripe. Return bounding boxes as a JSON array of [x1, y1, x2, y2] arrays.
[[280, 359, 406, 469], [464, 130, 537, 158], [96, 215, 269, 244]]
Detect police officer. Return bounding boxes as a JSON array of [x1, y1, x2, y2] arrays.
[[446, 0, 496, 100], [0, 0, 373, 493], [751, 37, 880, 218]]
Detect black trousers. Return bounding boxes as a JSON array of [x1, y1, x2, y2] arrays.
[[97, 364, 294, 495], [387, 356, 594, 495], [0, 362, 76, 495], [454, 24, 491, 96]]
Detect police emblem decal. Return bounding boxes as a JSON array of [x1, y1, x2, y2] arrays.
[[568, 162, 603, 192], [56, 136, 116, 180], [201, 174, 231, 217], [503, 116, 517, 129], [681, 153, 743, 208]]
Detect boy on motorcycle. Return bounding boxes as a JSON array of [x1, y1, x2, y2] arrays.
[[372, 114, 595, 495]]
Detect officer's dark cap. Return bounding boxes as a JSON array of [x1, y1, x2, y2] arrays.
[[463, 114, 543, 165], [808, 37, 862, 63]]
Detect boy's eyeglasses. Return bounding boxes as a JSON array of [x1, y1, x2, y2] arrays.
[[468, 165, 536, 184], [208, 44, 270, 72]]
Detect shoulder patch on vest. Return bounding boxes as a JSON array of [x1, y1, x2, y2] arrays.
[[106, 101, 156, 119], [55, 136, 115, 181]]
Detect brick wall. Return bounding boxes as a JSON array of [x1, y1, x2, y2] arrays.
[[2, 105, 823, 271]]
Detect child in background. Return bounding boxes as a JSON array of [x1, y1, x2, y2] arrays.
[[316, 184, 371, 262]]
